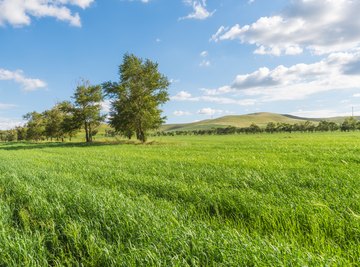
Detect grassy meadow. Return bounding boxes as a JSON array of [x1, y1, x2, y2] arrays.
[[0, 132, 359, 266]]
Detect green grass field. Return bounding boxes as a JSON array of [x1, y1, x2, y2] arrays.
[[0, 132, 359, 266]]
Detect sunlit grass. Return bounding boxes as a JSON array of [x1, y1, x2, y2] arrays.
[[0, 132, 359, 266]]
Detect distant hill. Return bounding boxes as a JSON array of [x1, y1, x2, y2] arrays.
[[161, 112, 359, 132]]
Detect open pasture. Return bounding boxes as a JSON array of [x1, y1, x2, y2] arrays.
[[0, 132, 359, 266]]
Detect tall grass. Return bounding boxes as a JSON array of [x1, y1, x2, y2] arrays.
[[0, 132, 359, 266]]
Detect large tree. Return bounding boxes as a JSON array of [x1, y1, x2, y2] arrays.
[[103, 53, 170, 142], [73, 81, 104, 143]]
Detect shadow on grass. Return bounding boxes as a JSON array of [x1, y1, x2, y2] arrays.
[[0, 140, 158, 151]]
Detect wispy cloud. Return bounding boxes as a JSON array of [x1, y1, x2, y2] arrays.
[[199, 50, 211, 67], [0, 68, 47, 91], [180, 0, 215, 21], [173, 110, 192, 116], [171, 91, 257, 106], [197, 108, 229, 116]]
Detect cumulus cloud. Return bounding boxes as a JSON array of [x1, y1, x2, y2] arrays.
[[0, 0, 94, 27], [211, 0, 360, 55], [216, 50, 360, 101], [180, 0, 215, 20], [354, 93, 360, 98], [0, 68, 47, 91], [173, 50, 360, 105]]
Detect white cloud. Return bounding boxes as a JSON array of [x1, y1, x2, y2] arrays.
[[197, 108, 234, 116], [173, 50, 360, 106], [291, 109, 352, 118], [172, 91, 193, 101], [197, 108, 221, 116], [0, 68, 47, 91], [354, 93, 360, 98], [0, 0, 95, 27], [211, 0, 360, 55], [200, 50, 208, 57], [0, 117, 24, 130], [171, 90, 257, 106], [173, 110, 192, 116], [203, 50, 360, 102], [180, 0, 215, 21]]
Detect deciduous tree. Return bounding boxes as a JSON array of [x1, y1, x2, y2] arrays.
[[103, 53, 170, 142]]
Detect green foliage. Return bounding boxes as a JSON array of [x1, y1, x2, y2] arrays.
[[57, 101, 82, 141], [0, 133, 359, 265], [15, 126, 27, 141], [73, 81, 105, 142], [341, 117, 358, 131], [42, 105, 66, 140], [103, 53, 170, 142], [23, 111, 45, 141]]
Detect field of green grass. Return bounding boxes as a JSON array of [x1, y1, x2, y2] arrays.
[[0, 132, 359, 266]]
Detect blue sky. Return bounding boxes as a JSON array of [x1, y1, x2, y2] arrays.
[[0, 0, 359, 129]]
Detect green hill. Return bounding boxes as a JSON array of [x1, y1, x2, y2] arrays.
[[161, 112, 360, 132], [161, 112, 315, 132]]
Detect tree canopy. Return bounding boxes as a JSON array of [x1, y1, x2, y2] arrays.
[[103, 53, 170, 142], [73, 81, 105, 143]]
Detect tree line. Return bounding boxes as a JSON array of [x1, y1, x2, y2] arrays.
[[154, 118, 360, 136], [0, 54, 169, 143]]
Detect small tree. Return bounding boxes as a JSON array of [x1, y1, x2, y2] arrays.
[[73, 81, 104, 143], [265, 122, 276, 133], [103, 53, 170, 142]]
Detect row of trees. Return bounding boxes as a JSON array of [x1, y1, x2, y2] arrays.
[[155, 118, 360, 136], [11, 82, 104, 143], [0, 54, 170, 143]]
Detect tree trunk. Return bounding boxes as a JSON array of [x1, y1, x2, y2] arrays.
[[85, 121, 90, 142], [89, 124, 92, 142]]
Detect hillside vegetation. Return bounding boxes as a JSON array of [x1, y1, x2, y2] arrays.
[[0, 133, 359, 266], [162, 112, 358, 132]]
